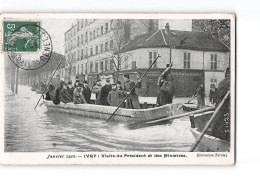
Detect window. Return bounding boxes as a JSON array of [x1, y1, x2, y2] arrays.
[[95, 45, 98, 54], [85, 63, 88, 73], [90, 47, 93, 56], [105, 42, 109, 51], [110, 40, 113, 50], [95, 61, 98, 72], [100, 44, 103, 53], [211, 54, 217, 70], [81, 64, 83, 74], [132, 61, 136, 69], [110, 59, 114, 70], [90, 62, 93, 72], [77, 21, 79, 31], [77, 36, 79, 46], [110, 20, 113, 29], [81, 19, 83, 29], [97, 28, 99, 37], [125, 57, 129, 70], [101, 25, 103, 35], [85, 32, 88, 42], [105, 60, 108, 71], [105, 23, 108, 33], [90, 32, 92, 40], [85, 19, 88, 26], [81, 34, 83, 44], [85, 47, 88, 57], [148, 51, 157, 68], [93, 30, 96, 39], [77, 50, 80, 60], [81, 49, 83, 59], [100, 61, 104, 71], [184, 52, 191, 69], [77, 65, 79, 74]]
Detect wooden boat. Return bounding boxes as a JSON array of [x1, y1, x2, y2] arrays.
[[182, 103, 199, 111], [43, 100, 182, 124], [189, 111, 230, 152]]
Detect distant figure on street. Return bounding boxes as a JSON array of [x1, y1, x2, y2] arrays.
[[92, 79, 102, 105], [73, 83, 86, 104], [196, 84, 205, 108], [60, 82, 72, 103], [157, 64, 174, 106], [45, 84, 56, 101], [107, 83, 125, 107], [211, 67, 230, 141], [209, 83, 217, 104], [100, 79, 112, 106], [123, 74, 141, 109], [67, 81, 74, 100], [83, 80, 92, 104]]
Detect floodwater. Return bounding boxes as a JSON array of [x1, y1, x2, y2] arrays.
[[4, 85, 195, 152]]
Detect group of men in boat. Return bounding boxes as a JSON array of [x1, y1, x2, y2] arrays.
[[44, 64, 230, 141], [45, 74, 141, 109]]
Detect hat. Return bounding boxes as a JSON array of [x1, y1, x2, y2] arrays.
[[75, 79, 80, 83], [83, 80, 88, 84], [68, 81, 72, 85], [63, 82, 68, 86], [117, 81, 121, 85], [106, 79, 110, 83]]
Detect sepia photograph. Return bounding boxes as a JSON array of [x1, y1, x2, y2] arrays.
[[0, 13, 235, 165]]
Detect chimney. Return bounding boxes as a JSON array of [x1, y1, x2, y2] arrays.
[[165, 23, 170, 33]]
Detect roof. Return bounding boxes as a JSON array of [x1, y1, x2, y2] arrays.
[[121, 29, 230, 53]]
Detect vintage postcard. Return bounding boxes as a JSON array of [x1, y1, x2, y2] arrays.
[[0, 13, 235, 165]]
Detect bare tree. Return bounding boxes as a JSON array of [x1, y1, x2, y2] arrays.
[[192, 19, 230, 47]]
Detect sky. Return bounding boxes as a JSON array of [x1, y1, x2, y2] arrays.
[[41, 19, 75, 54]]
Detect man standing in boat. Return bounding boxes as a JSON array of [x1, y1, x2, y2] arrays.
[[100, 79, 112, 106], [82, 80, 92, 104], [60, 82, 72, 103], [123, 74, 141, 109], [157, 64, 174, 106], [211, 67, 230, 141], [195, 84, 205, 108], [92, 79, 102, 105]]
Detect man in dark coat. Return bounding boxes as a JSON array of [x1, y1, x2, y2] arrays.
[[67, 81, 74, 100], [211, 68, 230, 141], [107, 83, 125, 107], [83, 80, 92, 104], [157, 64, 174, 106], [60, 83, 72, 103], [53, 81, 64, 105], [100, 79, 112, 106], [123, 74, 141, 109], [196, 84, 205, 108]]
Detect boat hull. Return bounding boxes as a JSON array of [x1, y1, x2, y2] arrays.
[[182, 103, 198, 112], [43, 100, 181, 124], [190, 111, 230, 152]]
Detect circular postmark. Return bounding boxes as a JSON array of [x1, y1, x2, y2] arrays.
[[6, 24, 53, 70]]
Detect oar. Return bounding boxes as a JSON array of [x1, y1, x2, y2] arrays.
[[127, 106, 215, 129], [177, 94, 198, 110], [106, 55, 161, 122], [34, 57, 64, 110], [189, 90, 230, 152]]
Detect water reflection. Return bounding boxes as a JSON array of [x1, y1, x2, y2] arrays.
[[4, 85, 195, 152]]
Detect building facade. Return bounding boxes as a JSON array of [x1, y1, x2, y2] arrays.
[[64, 20, 230, 97]]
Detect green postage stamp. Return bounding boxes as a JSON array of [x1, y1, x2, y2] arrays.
[[3, 21, 41, 52]]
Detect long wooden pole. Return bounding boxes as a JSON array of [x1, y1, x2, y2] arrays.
[[106, 55, 161, 122], [189, 90, 230, 152], [34, 57, 63, 110]]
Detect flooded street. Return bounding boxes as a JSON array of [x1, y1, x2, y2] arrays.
[[4, 85, 195, 152]]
